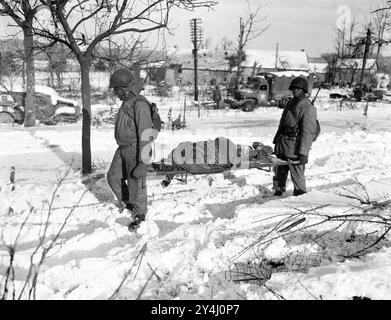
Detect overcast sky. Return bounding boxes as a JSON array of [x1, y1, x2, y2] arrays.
[[0, 0, 389, 57], [165, 0, 388, 57]]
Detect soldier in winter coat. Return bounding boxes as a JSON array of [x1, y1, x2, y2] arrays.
[[107, 68, 153, 230], [272, 77, 317, 196], [211, 79, 222, 107]]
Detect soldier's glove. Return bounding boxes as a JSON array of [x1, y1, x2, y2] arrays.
[[131, 163, 147, 179], [298, 154, 308, 165]]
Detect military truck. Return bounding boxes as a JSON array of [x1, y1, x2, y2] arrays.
[[262, 71, 314, 108], [0, 85, 80, 124], [225, 76, 269, 112], [225, 71, 314, 111]]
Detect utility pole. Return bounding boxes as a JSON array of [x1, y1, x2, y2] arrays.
[[183, 95, 187, 126], [275, 42, 279, 70], [360, 28, 371, 86], [190, 18, 203, 117]]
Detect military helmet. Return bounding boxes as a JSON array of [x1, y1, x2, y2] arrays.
[[109, 68, 136, 88], [289, 77, 308, 93]]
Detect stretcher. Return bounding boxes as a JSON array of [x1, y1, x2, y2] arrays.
[[147, 156, 301, 187]]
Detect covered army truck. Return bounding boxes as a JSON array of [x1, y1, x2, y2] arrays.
[[225, 76, 269, 112], [262, 71, 314, 108], [226, 71, 314, 111]]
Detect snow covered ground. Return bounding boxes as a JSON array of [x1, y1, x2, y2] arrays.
[[1, 94, 391, 300]]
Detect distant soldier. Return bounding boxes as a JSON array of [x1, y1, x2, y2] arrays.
[[272, 77, 318, 197], [353, 85, 364, 101], [211, 79, 222, 107], [107, 68, 153, 230]]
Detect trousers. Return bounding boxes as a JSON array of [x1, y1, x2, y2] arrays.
[[107, 144, 148, 216], [273, 157, 306, 195]]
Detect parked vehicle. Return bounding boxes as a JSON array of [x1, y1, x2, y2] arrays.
[[352, 86, 383, 102], [225, 76, 269, 112], [262, 71, 314, 108], [0, 94, 24, 124], [225, 71, 314, 111], [372, 89, 384, 101], [0, 85, 80, 124], [330, 93, 350, 100]]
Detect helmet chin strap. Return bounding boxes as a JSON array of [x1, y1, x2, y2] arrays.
[[125, 90, 136, 100], [125, 80, 139, 99]]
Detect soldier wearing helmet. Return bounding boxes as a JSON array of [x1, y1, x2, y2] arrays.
[[107, 68, 153, 230], [272, 77, 318, 197]]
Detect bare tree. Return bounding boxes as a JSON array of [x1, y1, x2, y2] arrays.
[[220, 36, 235, 52], [347, 15, 358, 57], [335, 15, 359, 59], [335, 27, 347, 58], [37, 42, 69, 87], [33, 0, 217, 174], [371, 2, 391, 62], [0, 0, 47, 127], [199, 36, 212, 50], [233, 1, 269, 90], [92, 36, 147, 72], [321, 52, 339, 84], [0, 50, 20, 90]]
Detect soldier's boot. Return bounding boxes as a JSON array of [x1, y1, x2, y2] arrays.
[[116, 200, 133, 214], [128, 213, 146, 231], [293, 189, 306, 197]]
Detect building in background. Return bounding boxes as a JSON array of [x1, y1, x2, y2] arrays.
[[169, 48, 312, 86], [309, 57, 328, 83], [335, 59, 378, 85]]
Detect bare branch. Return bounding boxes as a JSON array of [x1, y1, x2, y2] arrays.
[[109, 243, 147, 300], [70, 3, 105, 35], [66, 0, 89, 20], [0, 0, 25, 27]]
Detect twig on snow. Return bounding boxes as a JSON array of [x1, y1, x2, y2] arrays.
[[109, 243, 147, 300]]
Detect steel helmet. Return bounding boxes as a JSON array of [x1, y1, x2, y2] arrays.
[[109, 68, 136, 89], [289, 77, 308, 93]]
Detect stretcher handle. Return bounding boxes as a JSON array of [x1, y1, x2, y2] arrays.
[[285, 159, 301, 166]]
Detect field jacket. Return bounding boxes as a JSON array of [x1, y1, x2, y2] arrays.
[[114, 95, 153, 163], [273, 95, 317, 158]]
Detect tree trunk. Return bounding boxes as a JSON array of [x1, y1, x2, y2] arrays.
[[235, 50, 242, 91], [23, 22, 36, 127], [376, 43, 382, 63], [56, 71, 62, 87], [22, 60, 26, 88], [235, 18, 244, 91], [360, 28, 371, 86], [49, 65, 55, 87], [79, 55, 92, 174], [350, 67, 357, 85]]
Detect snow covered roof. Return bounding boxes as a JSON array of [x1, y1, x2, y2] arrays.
[[169, 48, 310, 72], [140, 60, 167, 68], [308, 57, 327, 63], [244, 49, 310, 71], [170, 48, 231, 71], [267, 71, 310, 77], [309, 62, 329, 74]]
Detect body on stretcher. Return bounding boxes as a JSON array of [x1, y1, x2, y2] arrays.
[[147, 155, 300, 187], [146, 138, 300, 186], [148, 155, 300, 175]]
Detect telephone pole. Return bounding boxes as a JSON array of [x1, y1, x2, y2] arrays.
[[190, 18, 203, 117]]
